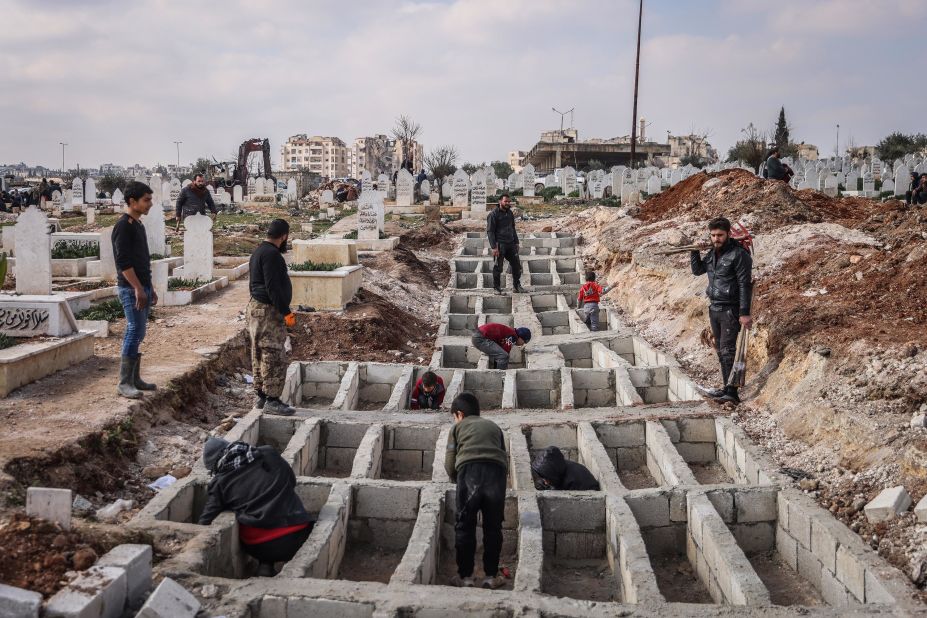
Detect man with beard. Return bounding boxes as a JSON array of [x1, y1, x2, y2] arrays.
[[175, 172, 218, 230], [486, 193, 523, 294], [248, 219, 296, 415]]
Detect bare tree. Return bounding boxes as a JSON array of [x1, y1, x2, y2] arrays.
[[727, 123, 769, 172], [392, 114, 422, 165], [424, 145, 458, 204]]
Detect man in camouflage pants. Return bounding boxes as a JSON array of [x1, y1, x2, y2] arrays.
[[247, 219, 297, 415]]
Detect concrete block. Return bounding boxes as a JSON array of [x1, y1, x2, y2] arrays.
[[555, 531, 606, 559], [674, 441, 717, 463], [820, 565, 852, 607], [259, 595, 287, 618], [136, 577, 199, 618], [96, 544, 152, 607], [539, 495, 603, 532], [810, 520, 837, 574], [0, 583, 41, 618], [865, 569, 896, 604], [731, 522, 775, 555], [915, 493, 927, 523], [787, 500, 811, 548], [354, 485, 419, 520], [528, 424, 576, 449], [626, 492, 670, 528], [594, 422, 645, 447], [391, 426, 440, 451], [776, 525, 797, 570], [796, 545, 823, 591], [287, 598, 373, 617], [734, 487, 778, 523], [864, 486, 912, 523], [679, 418, 717, 443], [836, 545, 866, 602], [25, 486, 72, 529], [707, 490, 734, 522], [46, 566, 126, 618]]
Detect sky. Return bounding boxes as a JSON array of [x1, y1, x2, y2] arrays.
[[2, 0, 926, 170]]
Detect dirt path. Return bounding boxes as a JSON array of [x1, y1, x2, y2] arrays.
[[0, 281, 251, 480]]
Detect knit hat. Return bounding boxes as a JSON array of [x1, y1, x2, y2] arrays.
[[203, 437, 230, 473], [516, 327, 532, 343]]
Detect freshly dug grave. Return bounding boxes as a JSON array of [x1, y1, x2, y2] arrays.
[[398, 221, 455, 250], [0, 513, 150, 598], [290, 289, 437, 364]]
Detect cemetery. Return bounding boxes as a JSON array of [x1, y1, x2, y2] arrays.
[[1, 155, 926, 618]]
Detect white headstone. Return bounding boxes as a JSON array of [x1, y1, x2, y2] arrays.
[[86, 207, 96, 225], [286, 178, 297, 200], [169, 178, 181, 205], [84, 178, 97, 204], [142, 202, 166, 256], [98, 225, 117, 283], [161, 181, 172, 208], [882, 179, 895, 194], [862, 173, 875, 196], [233, 184, 243, 203], [823, 174, 838, 197], [71, 177, 84, 206], [470, 170, 488, 215], [561, 167, 577, 195], [845, 170, 859, 191], [420, 179, 431, 198], [452, 169, 470, 207], [182, 214, 213, 280], [111, 188, 124, 205], [646, 174, 662, 195], [395, 169, 414, 206], [254, 177, 265, 196], [14, 207, 52, 295], [377, 174, 390, 196], [522, 164, 536, 197], [670, 168, 682, 186], [894, 165, 910, 196], [590, 171, 606, 198], [357, 191, 381, 240], [320, 189, 334, 205], [247, 177, 255, 198], [51, 190, 62, 209], [361, 171, 373, 193], [441, 178, 452, 198]]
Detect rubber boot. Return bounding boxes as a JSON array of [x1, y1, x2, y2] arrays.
[[716, 385, 740, 404], [117, 356, 142, 399], [263, 397, 295, 416], [255, 390, 267, 409], [133, 354, 156, 391]]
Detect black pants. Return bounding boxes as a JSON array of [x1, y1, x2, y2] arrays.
[[492, 242, 522, 289], [241, 525, 312, 565], [709, 306, 741, 387], [455, 462, 506, 578]]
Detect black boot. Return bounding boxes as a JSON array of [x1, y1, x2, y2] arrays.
[[133, 354, 156, 391], [263, 397, 295, 416], [117, 356, 142, 399], [256, 562, 276, 577], [716, 386, 740, 404], [255, 390, 267, 409]]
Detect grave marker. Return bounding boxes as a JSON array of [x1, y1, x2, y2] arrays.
[[233, 185, 243, 203], [357, 191, 381, 240], [286, 178, 297, 200], [522, 163, 536, 197], [470, 170, 488, 216], [452, 169, 469, 207], [142, 201, 167, 256], [182, 214, 213, 280], [169, 178, 181, 205], [71, 177, 84, 208], [320, 189, 334, 205], [361, 171, 373, 193], [395, 169, 414, 206], [561, 166, 577, 195], [85, 178, 97, 204], [14, 207, 52, 295]]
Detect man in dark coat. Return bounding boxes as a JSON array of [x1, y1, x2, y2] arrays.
[[531, 446, 600, 491], [199, 437, 314, 577], [486, 194, 523, 294]]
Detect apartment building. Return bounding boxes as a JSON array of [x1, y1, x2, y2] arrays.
[[281, 135, 349, 177]]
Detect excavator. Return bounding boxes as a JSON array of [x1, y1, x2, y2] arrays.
[[231, 138, 273, 187]]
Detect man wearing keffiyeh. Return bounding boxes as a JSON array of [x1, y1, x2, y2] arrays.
[[199, 437, 315, 576]]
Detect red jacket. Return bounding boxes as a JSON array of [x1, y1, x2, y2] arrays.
[[410, 375, 446, 410], [478, 323, 519, 353], [578, 282, 603, 305]]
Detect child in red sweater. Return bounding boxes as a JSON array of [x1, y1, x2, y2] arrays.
[[577, 271, 608, 331], [471, 323, 531, 370]]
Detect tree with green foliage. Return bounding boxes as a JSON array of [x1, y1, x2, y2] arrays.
[[585, 159, 605, 172], [97, 172, 127, 195], [679, 154, 706, 168], [491, 161, 514, 179], [875, 132, 927, 161], [461, 162, 480, 175], [726, 123, 768, 172]]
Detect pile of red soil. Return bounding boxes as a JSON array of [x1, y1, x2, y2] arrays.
[[398, 221, 455, 250], [290, 289, 436, 363]]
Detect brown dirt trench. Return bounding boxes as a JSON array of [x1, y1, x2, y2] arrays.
[[0, 280, 252, 488]]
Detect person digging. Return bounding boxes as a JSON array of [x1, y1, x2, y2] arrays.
[[247, 218, 297, 415], [690, 217, 753, 404], [113, 181, 158, 399], [471, 323, 531, 370]]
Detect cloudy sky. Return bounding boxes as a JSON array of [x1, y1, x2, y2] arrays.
[[2, 0, 925, 170]]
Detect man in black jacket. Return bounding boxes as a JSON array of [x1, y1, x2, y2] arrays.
[[248, 219, 296, 415], [198, 437, 314, 577], [486, 193, 523, 294], [175, 173, 217, 230], [691, 217, 753, 404], [531, 446, 600, 491]]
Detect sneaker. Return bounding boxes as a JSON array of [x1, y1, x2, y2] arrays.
[[481, 575, 506, 589], [263, 397, 295, 416], [513, 284, 526, 293], [703, 387, 725, 398], [450, 575, 475, 587]]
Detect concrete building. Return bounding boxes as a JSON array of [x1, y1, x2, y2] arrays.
[[508, 150, 527, 173], [797, 143, 820, 160], [349, 136, 425, 178], [523, 129, 670, 174], [666, 134, 719, 167], [281, 135, 349, 178]]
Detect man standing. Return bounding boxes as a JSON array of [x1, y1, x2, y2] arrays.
[[113, 181, 158, 399], [691, 217, 752, 404], [486, 193, 523, 294], [248, 219, 297, 416], [175, 173, 217, 230]]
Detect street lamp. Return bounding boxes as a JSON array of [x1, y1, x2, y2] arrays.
[[552, 107, 573, 139], [835, 124, 840, 158], [59, 142, 67, 174], [173, 141, 183, 167]]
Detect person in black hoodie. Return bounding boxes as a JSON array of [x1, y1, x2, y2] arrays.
[[198, 437, 314, 577], [531, 446, 600, 491], [486, 193, 523, 294]]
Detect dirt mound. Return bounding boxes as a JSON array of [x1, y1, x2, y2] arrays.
[[290, 289, 436, 364], [639, 169, 876, 231], [363, 245, 449, 290], [399, 221, 454, 250], [0, 513, 148, 598]]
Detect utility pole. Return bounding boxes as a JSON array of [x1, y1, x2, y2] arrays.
[[629, 0, 643, 169], [835, 124, 840, 158], [59, 142, 67, 174], [173, 141, 182, 168]]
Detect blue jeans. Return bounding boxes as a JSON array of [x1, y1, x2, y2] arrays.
[[118, 285, 152, 357]]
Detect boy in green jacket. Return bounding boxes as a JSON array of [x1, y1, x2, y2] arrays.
[[445, 392, 508, 589]]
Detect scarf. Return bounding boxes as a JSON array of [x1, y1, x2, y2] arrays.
[[214, 441, 261, 474]]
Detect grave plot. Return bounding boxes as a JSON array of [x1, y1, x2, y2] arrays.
[[452, 273, 479, 289], [446, 313, 479, 336], [660, 418, 737, 485], [536, 311, 570, 335], [626, 366, 700, 404], [526, 259, 551, 275], [452, 259, 481, 273], [555, 259, 581, 285], [528, 272, 553, 286], [440, 344, 479, 368], [458, 245, 484, 257], [379, 425, 441, 481], [433, 491, 519, 589], [461, 370, 506, 408], [523, 424, 579, 464], [593, 421, 658, 489], [293, 361, 350, 408], [530, 294, 560, 313], [337, 484, 421, 583], [448, 294, 478, 314], [570, 369, 617, 408], [311, 421, 369, 478], [482, 295, 512, 314], [355, 363, 407, 411], [514, 369, 561, 409], [538, 494, 622, 602]]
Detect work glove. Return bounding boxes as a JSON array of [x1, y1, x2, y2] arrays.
[[284, 313, 296, 328]]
